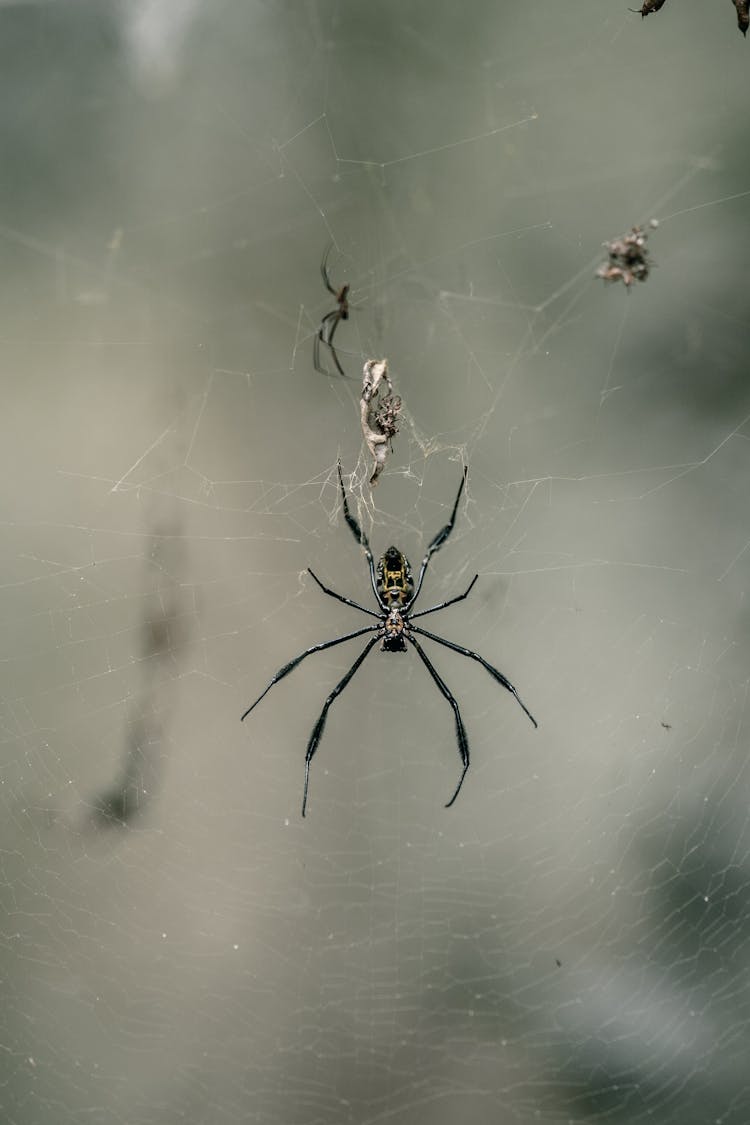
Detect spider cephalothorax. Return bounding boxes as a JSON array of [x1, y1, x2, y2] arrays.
[[382, 605, 407, 653], [241, 463, 537, 816]]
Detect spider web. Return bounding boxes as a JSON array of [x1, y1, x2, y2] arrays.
[[2, 2, 750, 1123]]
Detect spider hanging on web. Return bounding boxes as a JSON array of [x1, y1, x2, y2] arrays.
[[241, 463, 538, 816], [313, 242, 356, 379]]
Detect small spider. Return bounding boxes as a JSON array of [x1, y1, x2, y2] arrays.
[[242, 464, 537, 816], [313, 242, 354, 379]]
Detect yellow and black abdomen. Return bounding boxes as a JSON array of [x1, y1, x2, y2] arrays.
[[377, 546, 414, 606]]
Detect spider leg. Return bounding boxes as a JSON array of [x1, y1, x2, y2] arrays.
[[326, 336, 350, 379], [325, 308, 345, 347], [320, 242, 337, 296], [407, 467, 467, 611], [424, 465, 468, 556], [337, 461, 371, 551], [408, 635, 469, 808], [410, 624, 537, 728], [313, 312, 355, 380], [302, 635, 379, 816], [313, 327, 328, 376], [323, 310, 352, 378], [318, 309, 340, 346], [408, 574, 478, 621], [307, 568, 380, 618], [240, 624, 379, 721], [337, 462, 381, 605]]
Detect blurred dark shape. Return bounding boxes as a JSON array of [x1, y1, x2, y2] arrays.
[[89, 526, 187, 829], [91, 715, 160, 827]]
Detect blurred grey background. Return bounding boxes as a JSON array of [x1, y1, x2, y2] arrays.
[[2, 2, 750, 1122]]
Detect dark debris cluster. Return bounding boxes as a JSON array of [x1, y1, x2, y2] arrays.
[[596, 222, 657, 289], [630, 0, 749, 37]]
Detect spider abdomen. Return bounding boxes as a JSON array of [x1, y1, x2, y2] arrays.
[[377, 546, 414, 606]]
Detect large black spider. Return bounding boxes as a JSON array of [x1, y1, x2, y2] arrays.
[[241, 464, 537, 816], [313, 242, 354, 379]]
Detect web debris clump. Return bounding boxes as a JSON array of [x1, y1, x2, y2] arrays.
[[360, 358, 402, 486], [629, 0, 667, 16], [596, 221, 658, 289]]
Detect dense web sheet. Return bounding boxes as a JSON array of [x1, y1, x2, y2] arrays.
[[2, 2, 750, 1123]]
